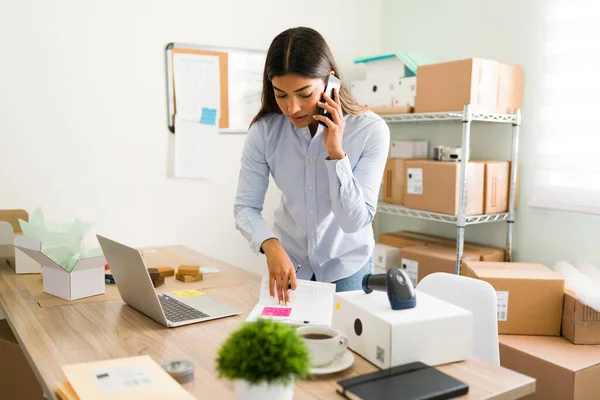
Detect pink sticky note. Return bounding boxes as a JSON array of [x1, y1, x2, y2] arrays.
[[261, 307, 292, 317]]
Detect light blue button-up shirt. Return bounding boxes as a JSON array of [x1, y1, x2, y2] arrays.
[[234, 111, 390, 282]]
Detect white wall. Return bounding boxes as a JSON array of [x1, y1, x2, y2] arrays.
[[0, 0, 383, 275], [377, 0, 600, 268]]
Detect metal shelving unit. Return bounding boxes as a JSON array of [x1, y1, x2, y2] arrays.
[[376, 105, 522, 275]]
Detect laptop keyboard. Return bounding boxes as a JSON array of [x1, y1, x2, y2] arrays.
[[158, 294, 210, 323]]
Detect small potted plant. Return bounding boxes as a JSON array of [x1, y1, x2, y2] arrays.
[[216, 318, 311, 399]]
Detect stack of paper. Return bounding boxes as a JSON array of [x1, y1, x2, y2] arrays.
[[246, 277, 336, 326], [56, 355, 195, 400]]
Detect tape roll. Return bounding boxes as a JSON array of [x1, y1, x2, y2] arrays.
[[161, 360, 195, 384]]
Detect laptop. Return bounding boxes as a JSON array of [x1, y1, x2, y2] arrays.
[[97, 235, 241, 328]]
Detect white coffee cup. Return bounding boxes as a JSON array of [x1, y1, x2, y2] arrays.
[[297, 326, 348, 367]]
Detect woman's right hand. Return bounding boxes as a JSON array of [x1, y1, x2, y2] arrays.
[[261, 238, 298, 305]]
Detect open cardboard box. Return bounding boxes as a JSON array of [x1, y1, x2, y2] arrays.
[[0, 209, 42, 274], [14, 236, 105, 301]]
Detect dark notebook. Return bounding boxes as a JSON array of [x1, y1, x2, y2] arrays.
[[336, 361, 469, 400]]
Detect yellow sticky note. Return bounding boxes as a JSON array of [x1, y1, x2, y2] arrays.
[[172, 289, 205, 298], [335, 301, 341, 310]]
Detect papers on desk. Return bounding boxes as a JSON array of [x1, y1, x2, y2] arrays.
[[246, 277, 336, 326], [58, 355, 195, 400]]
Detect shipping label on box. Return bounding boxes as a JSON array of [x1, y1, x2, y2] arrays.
[[562, 291, 600, 345], [407, 168, 423, 194], [401, 258, 419, 286], [374, 243, 401, 270]]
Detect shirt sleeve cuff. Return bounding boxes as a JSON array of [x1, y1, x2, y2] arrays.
[[252, 228, 279, 255], [325, 155, 352, 187]]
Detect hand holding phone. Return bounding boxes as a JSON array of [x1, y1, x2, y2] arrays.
[[317, 75, 341, 127]]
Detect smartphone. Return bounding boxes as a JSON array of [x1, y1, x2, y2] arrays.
[[318, 75, 341, 127]]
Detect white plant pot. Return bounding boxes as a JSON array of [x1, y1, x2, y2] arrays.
[[235, 379, 295, 400]]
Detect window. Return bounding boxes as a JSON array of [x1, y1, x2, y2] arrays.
[[530, 0, 600, 215]]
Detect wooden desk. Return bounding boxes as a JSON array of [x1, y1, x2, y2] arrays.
[[0, 246, 535, 399]]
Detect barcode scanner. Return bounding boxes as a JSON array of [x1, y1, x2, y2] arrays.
[[362, 267, 417, 310]]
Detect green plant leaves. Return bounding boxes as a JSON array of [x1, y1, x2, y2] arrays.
[[216, 319, 310, 385]]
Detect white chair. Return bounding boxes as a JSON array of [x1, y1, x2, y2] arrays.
[[416, 272, 500, 365]]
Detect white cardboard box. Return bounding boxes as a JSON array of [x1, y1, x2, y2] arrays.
[[332, 290, 473, 369], [14, 236, 105, 301], [389, 140, 429, 158], [392, 95, 415, 108], [0, 221, 41, 274], [392, 76, 417, 98], [374, 243, 401, 271], [351, 80, 394, 108]]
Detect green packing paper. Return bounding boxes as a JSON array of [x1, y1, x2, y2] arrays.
[[19, 208, 103, 273]]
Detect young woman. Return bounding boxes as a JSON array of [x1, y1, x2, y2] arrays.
[[234, 27, 390, 304]]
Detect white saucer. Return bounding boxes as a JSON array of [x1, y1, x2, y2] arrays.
[[310, 350, 355, 375]]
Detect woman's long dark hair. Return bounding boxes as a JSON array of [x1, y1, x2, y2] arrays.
[[250, 27, 365, 127]]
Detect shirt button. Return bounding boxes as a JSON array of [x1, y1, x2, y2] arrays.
[[310, 210, 314, 214], [311, 232, 315, 237], [308, 185, 313, 190], [309, 158, 314, 163], [344, 195, 348, 199], [312, 251, 315, 255]]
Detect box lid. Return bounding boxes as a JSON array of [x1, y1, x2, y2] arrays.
[[464, 261, 564, 281], [353, 52, 438, 76], [14, 235, 104, 272], [499, 335, 600, 372]]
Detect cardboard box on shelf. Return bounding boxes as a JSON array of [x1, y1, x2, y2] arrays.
[[369, 106, 412, 115], [389, 140, 429, 159], [498, 62, 524, 115], [482, 161, 510, 214], [378, 232, 429, 249], [374, 243, 401, 271], [415, 58, 522, 114], [382, 158, 407, 205], [392, 96, 415, 108], [499, 335, 600, 400], [462, 261, 565, 335], [398, 245, 480, 286], [350, 80, 394, 108], [0, 319, 45, 400], [392, 76, 417, 98], [473, 160, 520, 214], [404, 159, 484, 215], [562, 291, 600, 345], [14, 236, 106, 301], [379, 231, 505, 261]]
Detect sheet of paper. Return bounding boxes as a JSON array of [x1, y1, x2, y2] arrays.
[[62, 355, 195, 400], [246, 277, 336, 326], [174, 115, 220, 178], [173, 53, 220, 124], [228, 51, 265, 129]]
